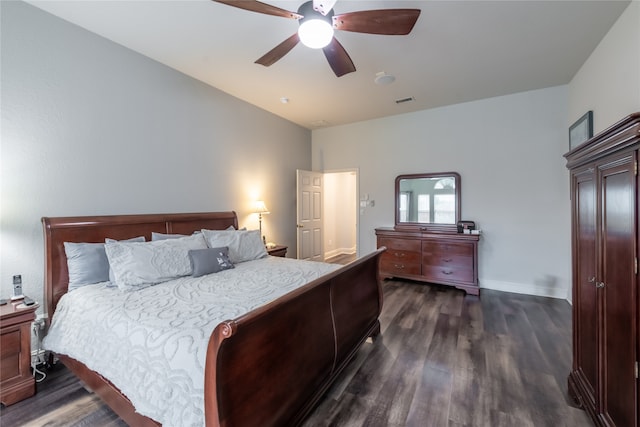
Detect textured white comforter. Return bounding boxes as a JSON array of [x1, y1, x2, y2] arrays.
[[43, 256, 340, 426]]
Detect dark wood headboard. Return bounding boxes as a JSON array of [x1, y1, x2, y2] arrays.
[[41, 211, 238, 319]]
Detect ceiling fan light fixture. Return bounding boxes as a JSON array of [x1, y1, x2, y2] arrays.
[[298, 19, 334, 49]]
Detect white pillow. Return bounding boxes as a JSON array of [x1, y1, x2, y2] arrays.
[[105, 233, 207, 291], [201, 229, 267, 263], [105, 236, 145, 284]]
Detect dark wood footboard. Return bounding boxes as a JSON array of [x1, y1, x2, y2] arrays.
[[205, 248, 385, 427]]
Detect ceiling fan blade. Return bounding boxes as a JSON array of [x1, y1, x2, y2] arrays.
[[333, 9, 421, 35], [213, 0, 302, 19], [323, 37, 355, 77], [255, 33, 300, 67]]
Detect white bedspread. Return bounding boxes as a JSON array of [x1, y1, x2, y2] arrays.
[[43, 256, 340, 426]]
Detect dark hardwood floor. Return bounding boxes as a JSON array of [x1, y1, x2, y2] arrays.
[[0, 280, 590, 427], [325, 252, 357, 265]]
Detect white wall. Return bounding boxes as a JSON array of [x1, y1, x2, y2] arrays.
[[313, 86, 570, 298], [568, 1, 640, 132], [0, 1, 311, 312]]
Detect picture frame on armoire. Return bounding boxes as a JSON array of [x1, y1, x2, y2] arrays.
[[569, 111, 593, 150]]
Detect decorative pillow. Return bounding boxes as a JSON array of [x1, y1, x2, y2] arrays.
[[105, 234, 207, 291], [201, 229, 267, 263], [64, 236, 145, 291], [105, 237, 145, 284], [151, 231, 202, 241], [189, 247, 234, 277], [64, 242, 110, 291], [151, 232, 187, 241]]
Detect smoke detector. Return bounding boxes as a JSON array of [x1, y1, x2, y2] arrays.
[[374, 72, 396, 85]]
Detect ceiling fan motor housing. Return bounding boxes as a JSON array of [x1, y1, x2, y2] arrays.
[[298, 1, 334, 26]]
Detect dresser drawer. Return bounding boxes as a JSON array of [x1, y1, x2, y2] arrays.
[[380, 257, 421, 276], [423, 254, 472, 269], [422, 265, 474, 283], [422, 241, 473, 257], [378, 237, 421, 253]]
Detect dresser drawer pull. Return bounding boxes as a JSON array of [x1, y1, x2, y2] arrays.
[[393, 252, 406, 258], [442, 270, 453, 275], [443, 258, 453, 262], [394, 264, 405, 269]]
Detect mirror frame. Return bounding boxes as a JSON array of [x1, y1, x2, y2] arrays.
[[394, 172, 461, 232]]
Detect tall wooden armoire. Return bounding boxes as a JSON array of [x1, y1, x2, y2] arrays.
[[565, 112, 640, 426]]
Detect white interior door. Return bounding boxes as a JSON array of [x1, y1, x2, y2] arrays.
[[296, 169, 324, 261]]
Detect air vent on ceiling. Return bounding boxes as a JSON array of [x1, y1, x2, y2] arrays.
[[395, 97, 415, 104]]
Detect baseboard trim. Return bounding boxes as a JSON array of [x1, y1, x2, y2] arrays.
[[324, 247, 356, 259], [480, 279, 569, 300]]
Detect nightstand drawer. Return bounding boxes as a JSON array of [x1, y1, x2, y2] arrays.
[[1, 329, 20, 359], [267, 245, 287, 257], [0, 353, 20, 382]]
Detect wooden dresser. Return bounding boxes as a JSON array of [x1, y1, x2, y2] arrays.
[[565, 112, 640, 427], [375, 227, 480, 295]]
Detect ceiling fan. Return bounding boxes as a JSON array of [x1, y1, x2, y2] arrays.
[[213, 0, 421, 77]]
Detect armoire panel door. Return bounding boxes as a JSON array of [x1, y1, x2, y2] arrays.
[[573, 167, 598, 404], [599, 153, 637, 427]]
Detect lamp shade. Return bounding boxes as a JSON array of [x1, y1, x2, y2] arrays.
[[254, 200, 270, 214]]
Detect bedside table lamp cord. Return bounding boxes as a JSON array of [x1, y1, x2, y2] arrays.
[[31, 320, 47, 382]]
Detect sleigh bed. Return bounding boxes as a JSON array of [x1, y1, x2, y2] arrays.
[[42, 211, 385, 426]]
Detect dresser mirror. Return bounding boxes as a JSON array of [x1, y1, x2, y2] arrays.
[[395, 172, 461, 232]]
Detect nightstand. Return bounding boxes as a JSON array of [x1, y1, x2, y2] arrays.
[[267, 245, 287, 257], [1, 300, 38, 405]]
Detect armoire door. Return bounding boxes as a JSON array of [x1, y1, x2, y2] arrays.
[[572, 166, 598, 406], [599, 153, 637, 427]]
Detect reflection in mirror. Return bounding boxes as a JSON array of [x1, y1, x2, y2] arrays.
[[395, 172, 460, 231]]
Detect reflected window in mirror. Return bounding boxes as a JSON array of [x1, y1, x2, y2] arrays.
[[395, 172, 461, 232]]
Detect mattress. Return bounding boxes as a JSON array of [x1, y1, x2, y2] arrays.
[[43, 256, 340, 426]]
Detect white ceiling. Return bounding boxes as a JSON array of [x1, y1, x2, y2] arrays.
[[27, 0, 630, 129]]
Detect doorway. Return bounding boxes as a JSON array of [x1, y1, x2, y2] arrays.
[[323, 169, 358, 263], [296, 169, 358, 262]]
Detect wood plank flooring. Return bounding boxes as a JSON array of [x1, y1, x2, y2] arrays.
[[0, 280, 591, 427]]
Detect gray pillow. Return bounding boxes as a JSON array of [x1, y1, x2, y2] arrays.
[[64, 242, 110, 290], [189, 247, 234, 277]]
